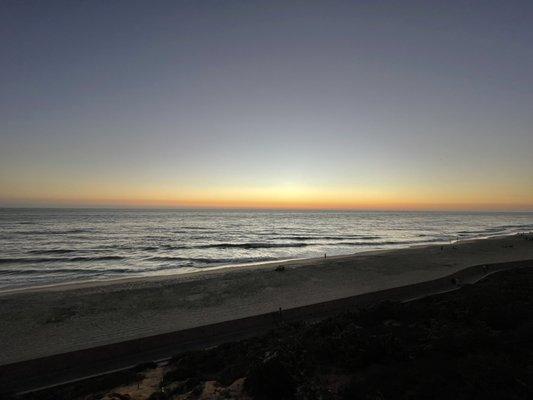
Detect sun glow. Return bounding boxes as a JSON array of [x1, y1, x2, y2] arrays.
[[3, 182, 532, 211]]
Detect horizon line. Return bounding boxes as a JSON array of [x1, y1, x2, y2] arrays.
[[1, 205, 533, 213]]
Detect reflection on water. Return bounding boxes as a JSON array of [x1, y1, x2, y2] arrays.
[[1, 209, 532, 289]]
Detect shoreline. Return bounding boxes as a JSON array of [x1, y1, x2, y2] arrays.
[[1, 233, 533, 368], [0, 232, 526, 295], [2, 259, 532, 395]]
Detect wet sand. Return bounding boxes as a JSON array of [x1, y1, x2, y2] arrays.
[[1, 234, 532, 366]]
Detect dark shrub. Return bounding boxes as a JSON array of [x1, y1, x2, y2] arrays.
[[244, 353, 296, 400]]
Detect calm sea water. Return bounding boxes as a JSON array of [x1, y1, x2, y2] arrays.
[[1, 208, 532, 290]]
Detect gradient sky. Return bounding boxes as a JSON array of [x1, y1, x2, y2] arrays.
[[1, 0, 532, 210]]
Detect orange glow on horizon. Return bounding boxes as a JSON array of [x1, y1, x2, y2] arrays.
[[2, 188, 532, 211], [2, 179, 532, 211]]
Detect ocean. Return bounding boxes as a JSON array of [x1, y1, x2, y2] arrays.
[[1, 208, 532, 290]]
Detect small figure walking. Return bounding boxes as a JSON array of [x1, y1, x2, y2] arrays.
[[324, 253, 327, 259]]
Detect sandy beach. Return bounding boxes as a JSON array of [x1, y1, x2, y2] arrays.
[[1, 234, 532, 367]]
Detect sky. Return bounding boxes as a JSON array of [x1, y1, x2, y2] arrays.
[[1, 0, 532, 210]]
